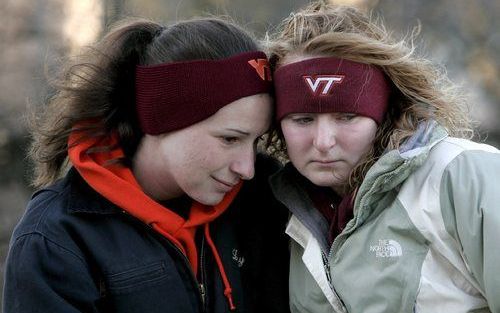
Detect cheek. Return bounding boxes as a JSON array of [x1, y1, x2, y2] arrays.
[[168, 137, 214, 181], [187, 139, 231, 180], [342, 130, 376, 160], [282, 126, 310, 152], [282, 131, 310, 165], [184, 140, 217, 171]]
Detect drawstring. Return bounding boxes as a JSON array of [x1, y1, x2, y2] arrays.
[[204, 223, 236, 311]]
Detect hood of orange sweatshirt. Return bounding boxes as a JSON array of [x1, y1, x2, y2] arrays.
[[67, 130, 242, 276]]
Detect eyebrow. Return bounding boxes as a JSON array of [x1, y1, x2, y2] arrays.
[[225, 128, 250, 136]]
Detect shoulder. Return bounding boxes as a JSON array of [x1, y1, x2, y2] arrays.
[[6, 175, 93, 277], [409, 137, 500, 184], [429, 137, 499, 165], [397, 137, 500, 220], [426, 138, 500, 185], [9, 170, 115, 260], [438, 138, 500, 201], [11, 175, 72, 242], [424, 138, 500, 243]]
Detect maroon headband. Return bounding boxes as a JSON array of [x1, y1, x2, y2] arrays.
[[136, 51, 272, 134], [274, 57, 391, 123]]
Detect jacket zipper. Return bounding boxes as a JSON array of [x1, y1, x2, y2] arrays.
[[321, 252, 333, 289], [199, 235, 207, 311], [150, 225, 207, 312]]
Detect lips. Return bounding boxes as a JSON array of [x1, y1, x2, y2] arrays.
[[312, 159, 338, 164], [211, 176, 238, 191]]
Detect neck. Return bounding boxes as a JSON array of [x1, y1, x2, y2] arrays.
[[132, 139, 183, 201], [331, 184, 348, 197]]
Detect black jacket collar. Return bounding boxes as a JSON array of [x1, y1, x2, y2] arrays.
[[60, 168, 121, 215]]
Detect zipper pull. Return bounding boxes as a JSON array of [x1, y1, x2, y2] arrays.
[[199, 283, 206, 307], [322, 252, 333, 288]]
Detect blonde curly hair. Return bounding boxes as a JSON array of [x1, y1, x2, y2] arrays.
[[265, 1, 474, 194]]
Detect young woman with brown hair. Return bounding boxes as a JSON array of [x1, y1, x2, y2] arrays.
[[3, 17, 290, 313]]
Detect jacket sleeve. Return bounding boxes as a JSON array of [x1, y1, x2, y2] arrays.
[[3, 232, 101, 313], [440, 149, 500, 312]]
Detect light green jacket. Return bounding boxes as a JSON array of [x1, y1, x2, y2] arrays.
[[270, 123, 500, 313]]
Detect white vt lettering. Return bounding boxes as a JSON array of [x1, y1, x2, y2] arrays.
[[303, 75, 344, 95]]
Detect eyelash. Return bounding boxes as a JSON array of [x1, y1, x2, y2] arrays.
[[291, 114, 356, 124], [338, 114, 356, 121], [220, 136, 239, 145], [291, 117, 313, 125]]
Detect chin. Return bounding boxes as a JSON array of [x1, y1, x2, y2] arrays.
[[192, 192, 225, 206], [308, 169, 348, 186], [311, 179, 336, 187], [303, 172, 332, 187]]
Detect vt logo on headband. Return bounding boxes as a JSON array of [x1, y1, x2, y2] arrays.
[[248, 59, 272, 81], [303, 75, 344, 96]]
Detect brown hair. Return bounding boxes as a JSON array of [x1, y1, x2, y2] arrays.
[[29, 17, 260, 188], [266, 2, 474, 194]]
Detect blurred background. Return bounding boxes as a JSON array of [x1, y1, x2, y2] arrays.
[[0, 0, 499, 305]]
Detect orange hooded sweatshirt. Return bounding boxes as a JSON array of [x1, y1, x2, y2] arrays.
[[68, 130, 240, 310]]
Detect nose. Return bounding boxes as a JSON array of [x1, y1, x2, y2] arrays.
[[312, 120, 336, 152], [230, 147, 256, 180]]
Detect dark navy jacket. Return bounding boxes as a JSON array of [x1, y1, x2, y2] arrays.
[[3, 156, 290, 313]]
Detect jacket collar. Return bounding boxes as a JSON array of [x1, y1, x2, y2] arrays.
[[359, 121, 447, 196], [63, 168, 121, 215], [348, 121, 448, 228], [270, 164, 331, 253]]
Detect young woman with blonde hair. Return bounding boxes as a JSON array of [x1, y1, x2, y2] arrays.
[[267, 2, 500, 312]]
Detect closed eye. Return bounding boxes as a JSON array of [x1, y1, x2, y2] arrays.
[[291, 117, 314, 125], [220, 136, 239, 145], [337, 113, 357, 122]]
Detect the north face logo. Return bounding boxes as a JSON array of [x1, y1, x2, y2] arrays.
[[303, 75, 344, 96], [248, 59, 272, 81], [369, 239, 402, 258]]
